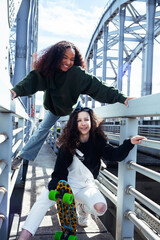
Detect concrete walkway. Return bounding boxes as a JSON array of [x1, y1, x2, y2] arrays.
[[15, 142, 114, 240]]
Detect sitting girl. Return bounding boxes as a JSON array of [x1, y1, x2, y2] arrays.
[[18, 107, 146, 240]]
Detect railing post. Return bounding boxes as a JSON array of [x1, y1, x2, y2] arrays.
[[13, 0, 30, 107], [92, 42, 97, 108], [26, 119, 31, 142], [18, 118, 25, 152], [53, 122, 58, 153], [116, 118, 138, 240], [118, 7, 125, 91], [0, 113, 13, 240], [18, 118, 25, 181]]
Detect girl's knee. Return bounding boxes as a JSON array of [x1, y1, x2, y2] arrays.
[[94, 202, 107, 215]]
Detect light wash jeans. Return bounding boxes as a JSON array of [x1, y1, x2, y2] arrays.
[[20, 110, 60, 161]]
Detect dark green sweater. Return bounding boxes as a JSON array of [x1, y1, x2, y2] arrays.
[[12, 65, 127, 116]]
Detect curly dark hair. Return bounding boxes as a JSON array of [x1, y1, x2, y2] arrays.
[[57, 108, 108, 155], [32, 41, 86, 78]]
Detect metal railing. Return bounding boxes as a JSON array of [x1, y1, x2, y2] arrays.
[[0, 0, 38, 239], [0, 88, 34, 240], [103, 124, 160, 141], [48, 93, 160, 240]]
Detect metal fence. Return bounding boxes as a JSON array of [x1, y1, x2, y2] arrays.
[[0, 94, 34, 240], [103, 124, 160, 141]]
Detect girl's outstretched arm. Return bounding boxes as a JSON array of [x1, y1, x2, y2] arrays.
[[101, 135, 147, 163]]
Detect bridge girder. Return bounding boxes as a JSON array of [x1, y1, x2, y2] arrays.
[[85, 0, 160, 97], [8, 0, 39, 111]]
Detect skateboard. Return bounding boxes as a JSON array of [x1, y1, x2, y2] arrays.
[[49, 180, 77, 240]]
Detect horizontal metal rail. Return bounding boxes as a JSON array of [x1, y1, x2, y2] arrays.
[[100, 169, 118, 184], [0, 134, 8, 144], [135, 202, 160, 235], [125, 211, 160, 240], [126, 186, 160, 216], [0, 187, 7, 205], [13, 127, 23, 137], [104, 124, 160, 141], [95, 180, 117, 206], [127, 161, 160, 183], [139, 139, 160, 150], [106, 132, 120, 141], [0, 215, 5, 230], [12, 139, 22, 154], [106, 132, 160, 150], [0, 160, 7, 175], [94, 94, 160, 118], [98, 172, 117, 194]]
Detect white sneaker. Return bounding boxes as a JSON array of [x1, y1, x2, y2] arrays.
[[77, 203, 90, 227]]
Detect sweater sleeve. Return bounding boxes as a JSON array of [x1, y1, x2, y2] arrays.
[[48, 147, 72, 191], [12, 70, 47, 97], [101, 139, 134, 162], [76, 67, 127, 104]]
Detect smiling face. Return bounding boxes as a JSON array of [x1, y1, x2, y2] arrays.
[[59, 47, 75, 72], [77, 111, 91, 142]]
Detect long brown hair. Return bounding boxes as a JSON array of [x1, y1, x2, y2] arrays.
[[58, 108, 108, 155], [32, 41, 86, 78]]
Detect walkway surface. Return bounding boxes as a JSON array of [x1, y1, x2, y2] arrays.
[[12, 142, 114, 240]]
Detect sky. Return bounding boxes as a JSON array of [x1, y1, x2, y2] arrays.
[[38, 0, 108, 57]]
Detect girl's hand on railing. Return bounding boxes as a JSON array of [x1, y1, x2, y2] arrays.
[[130, 136, 147, 145], [10, 89, 17, 100], [124, 97, 136, 107]]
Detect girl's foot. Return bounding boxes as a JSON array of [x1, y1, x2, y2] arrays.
[[11, 156, 23, 170], [77, 203, 90, 227]]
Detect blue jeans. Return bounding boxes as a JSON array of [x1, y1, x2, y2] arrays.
[[20, 110, 60, 161]]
